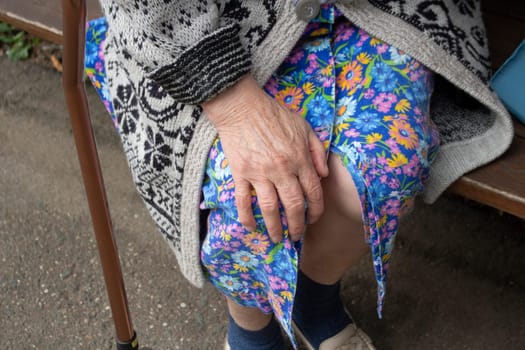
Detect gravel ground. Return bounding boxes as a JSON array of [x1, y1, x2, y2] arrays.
[[0, 56, 524, 349]]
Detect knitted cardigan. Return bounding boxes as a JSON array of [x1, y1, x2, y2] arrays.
[[99, 0, 513, 288]]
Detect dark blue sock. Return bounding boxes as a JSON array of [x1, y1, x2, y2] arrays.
[[227, 314, 285, 350], [292, 270, 352, 349]]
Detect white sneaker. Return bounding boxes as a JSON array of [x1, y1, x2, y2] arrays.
[[292, 321, 376, 350]]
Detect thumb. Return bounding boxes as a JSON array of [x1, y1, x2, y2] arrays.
[[308, 130, 329, 178]]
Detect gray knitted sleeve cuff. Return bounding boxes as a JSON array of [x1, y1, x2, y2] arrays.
[[149, 23, 252, 106]]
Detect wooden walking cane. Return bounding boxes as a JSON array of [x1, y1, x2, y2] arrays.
[[61, 0, 138, 348]]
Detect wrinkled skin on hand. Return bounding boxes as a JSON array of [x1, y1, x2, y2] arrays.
[[202, 75, 329, 243]]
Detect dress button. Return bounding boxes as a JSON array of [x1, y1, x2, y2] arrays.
[[295, 0, 320, 21]]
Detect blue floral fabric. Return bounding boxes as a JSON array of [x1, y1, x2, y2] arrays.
[[85, 5, 440, 348], [85, 17, 116, 129]]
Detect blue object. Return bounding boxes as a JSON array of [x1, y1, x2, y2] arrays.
[[491, 40, 525, 124]]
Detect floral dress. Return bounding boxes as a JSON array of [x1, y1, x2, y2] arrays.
[[86, 4, 440, 348]]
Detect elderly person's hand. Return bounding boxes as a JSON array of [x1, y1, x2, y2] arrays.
[[203, 75, 329, 243]]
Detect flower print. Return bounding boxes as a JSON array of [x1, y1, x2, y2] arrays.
[[389, 120, 419, 149], [227, 222, 246, 240], [275, 86, 304, 112], [371, 62, 391, 79], [306, 53, 318, 62], [376, 43, 388, 55], [412, 79, 429, 103], [315, 128, 331, 143], [219, 228, 232, 241], [386, 153, 408, 168], [356, 52, 372, 65], [388, 46, 410, 64], [209, 145, 218, 160], [264, 76, 279, 96], [373, 92, 397, 113], [302, 82, 315, 95], [307, 38, 331, 53], [369, 37, 382, 46], [366, 133, 383, 144], [308, 95, 333, 127], [363, 88, 375, 99], [402, 154, 422, 177], [322, 76, 334, 88], [269, 275, 289, 290], [409, 69, 422, 82], [310, 27, 330, 37], [336, 96, 357, 119], [337, 61, 363, 91], [383, 198, 401, 216], [386, 219, 397, 231], [98, 39, 106, 59], [268, 291, 285, 320], [218, 189, 234, 203], [387, 177, 400, 189], [344, 128, 360, 138], [353, 111, 381, 132], [218, 275, 242, 292], [280, 290, 293, 301], [85, 40, 100, 66], [95, 60, 104, 73], [232, 251, 259, 272], [335, 24, 354, 42], [394, 99, 411, 113], [374, 71, 398, 92], [212, 151, 232, 180], [384, 113, 408, 122], [371, 62, 398, 92], [242, 232, 270, 255], [286, 48, 305, 64]]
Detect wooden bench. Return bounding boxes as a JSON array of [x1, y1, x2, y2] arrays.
[[2, 0, 524, 219]]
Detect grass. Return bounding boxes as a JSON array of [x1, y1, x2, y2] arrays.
[[0, 21, 40, 61]]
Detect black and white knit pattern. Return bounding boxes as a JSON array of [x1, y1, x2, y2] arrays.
[[100, 0, 513, 287], [102, 0, 277, 105], [368, 0, 491, 82]]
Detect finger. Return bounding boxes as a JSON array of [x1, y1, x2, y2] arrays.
[[275, 177, 306, 242], [235, 179, 256, 231], [298, 168, 324, 224], [252, 181, 283, 243], [309, 130, 329, 178]]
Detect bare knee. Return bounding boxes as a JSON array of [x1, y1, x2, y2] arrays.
[[323, 153, 363, 227]]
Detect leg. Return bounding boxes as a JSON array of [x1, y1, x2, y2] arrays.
[[292, 153, 372, 349], [300, 152, 369, 284], [226, 298, 273, 331]]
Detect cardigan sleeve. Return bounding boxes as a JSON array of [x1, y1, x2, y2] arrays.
[[101, 0, 252, 105]]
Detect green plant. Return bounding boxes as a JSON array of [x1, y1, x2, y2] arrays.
[[0, 22, 40, 61]]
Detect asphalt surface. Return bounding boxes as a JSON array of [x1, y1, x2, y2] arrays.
[[1, 56, 524, 349]]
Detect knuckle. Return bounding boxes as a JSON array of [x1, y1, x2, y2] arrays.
[[273, 155, 290, 172], [306, 180, 323, 202], [235, 193, 252, 209], [259, 201, 278, 213], [285, 199, 305, 215]]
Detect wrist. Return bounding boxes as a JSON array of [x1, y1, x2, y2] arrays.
[[202, 74, 256, 128]]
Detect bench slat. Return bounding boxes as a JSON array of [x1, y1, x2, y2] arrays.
[[0, 0, 102, 44], [449, 123, 525, 219]]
